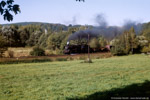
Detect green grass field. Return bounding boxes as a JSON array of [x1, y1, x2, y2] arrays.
[[0, 55, 150, 100]]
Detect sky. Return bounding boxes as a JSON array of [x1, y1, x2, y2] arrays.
[[0, 0, 150, 26]]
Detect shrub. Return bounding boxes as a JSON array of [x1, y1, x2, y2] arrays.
[[7, 50, 14, 58], [110, 45, 126, 56], [30, 46, 45, 56], [45, 50, 54, 55], [141, 46, 150, 53], [89, 38, 100, 49], [110, 39, 126, 56], [55, 48, 63, 55], [0, 48, 7, 57]]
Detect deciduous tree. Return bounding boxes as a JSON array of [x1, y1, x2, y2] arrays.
[[89, 38, 100, 49], [0, 0, 20, 21], [0, 35, 7, 57]]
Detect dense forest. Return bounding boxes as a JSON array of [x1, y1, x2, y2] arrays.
[[0, 22, 150, 57]]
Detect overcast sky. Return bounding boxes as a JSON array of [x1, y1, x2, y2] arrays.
[[0, 0, 150, 26]]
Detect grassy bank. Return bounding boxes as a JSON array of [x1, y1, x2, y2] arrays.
[[0, 53, 112, 64], [0, 55, 150, 100]]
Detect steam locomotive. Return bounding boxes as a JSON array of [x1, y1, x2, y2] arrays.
[[63, 42, 111, 54], [64, 44, 93, 54]]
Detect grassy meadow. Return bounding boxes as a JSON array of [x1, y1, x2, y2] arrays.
[[0, 55, 150, 100], [4, 47, 33, 57]]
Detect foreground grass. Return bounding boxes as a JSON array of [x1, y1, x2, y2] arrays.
[[0, 55, 150, 100]]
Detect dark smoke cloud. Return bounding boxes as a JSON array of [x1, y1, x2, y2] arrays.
[[95, 13, 108, 28], [68, 13, 111, 41], [68, 26, 122, 41], [122, 20, 142, 34], [68, 15, 143, 41], [68, 29, 99, 41], [123, 20, 137, 29]]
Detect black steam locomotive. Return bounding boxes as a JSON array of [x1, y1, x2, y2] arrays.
[[63, 44, 93, 54], [63, 43, 111, 54]]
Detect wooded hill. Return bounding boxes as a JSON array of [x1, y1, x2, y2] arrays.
[[0, 22, 150, 56]]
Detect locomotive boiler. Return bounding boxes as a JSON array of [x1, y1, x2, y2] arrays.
[[63, 42, 111, 54]]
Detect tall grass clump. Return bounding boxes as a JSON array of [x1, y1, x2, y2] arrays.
[[55, 58, 67, 61], [0, 58, 52, 64]]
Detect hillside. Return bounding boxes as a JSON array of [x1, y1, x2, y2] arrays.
[[2, 22, 69, 32], [2, 21, 144, 38], [0, 22, 148, 54]]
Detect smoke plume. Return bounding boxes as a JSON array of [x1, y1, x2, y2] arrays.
[[68, 14, 143, 41], [95, 14, 108, 28], [68, 29, 99, 41], [122, 20, 142, 34]]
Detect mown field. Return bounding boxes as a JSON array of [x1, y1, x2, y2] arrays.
[[0, 55, 150, 100]]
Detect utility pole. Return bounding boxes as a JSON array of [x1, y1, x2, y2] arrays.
[[86, 33, 92, 63], [88, 34, 90, 60]]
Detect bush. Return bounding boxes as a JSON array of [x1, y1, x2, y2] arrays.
[[30, 46, 45, 56], [0, 48, 7, 57], [141, 46, 150, 53], [45, 50, 54, 55], [89, 38, 100, 49], [7, 50, 14, 58], [55, 48, 62, 55], [111, 46, 125, 56], [110, 41, 126, 56]]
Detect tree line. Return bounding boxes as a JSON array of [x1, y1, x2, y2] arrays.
[[0, 22, 150, 57], [111, 23, 150, 55]]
